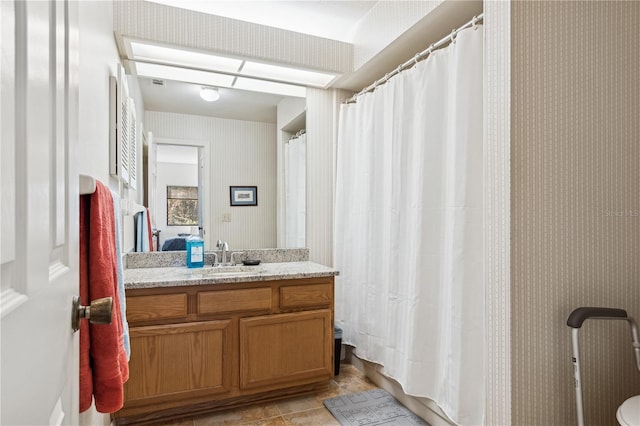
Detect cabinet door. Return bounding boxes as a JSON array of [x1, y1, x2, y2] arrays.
[[124, 320, 233, 406], [239, 310, 333, 391]]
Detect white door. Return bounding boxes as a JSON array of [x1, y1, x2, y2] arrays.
[[1, 1, 80, 425], [197, 146, 205, 239], [147, 133, 157, 234]]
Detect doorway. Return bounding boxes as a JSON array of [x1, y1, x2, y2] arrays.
[[150, 142, 206, 250]]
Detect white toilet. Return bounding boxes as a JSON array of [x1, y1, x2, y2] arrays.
[[617, 395, 640, 426]]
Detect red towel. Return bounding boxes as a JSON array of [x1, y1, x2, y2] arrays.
[[146, 208, 153, 251], [79, 181, 129, 413], [79, 195, 92, 411]]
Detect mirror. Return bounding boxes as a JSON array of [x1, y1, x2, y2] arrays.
[[138, 77, 306, 251], [152, 145, 200, 251]]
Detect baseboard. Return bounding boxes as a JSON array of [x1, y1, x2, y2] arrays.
[[344, 346, 455, 426]]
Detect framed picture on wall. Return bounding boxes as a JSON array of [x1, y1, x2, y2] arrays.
[[230, 186, 257, 206]]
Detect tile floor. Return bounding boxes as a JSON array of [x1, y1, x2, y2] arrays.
[[157, 363, 377, 426]]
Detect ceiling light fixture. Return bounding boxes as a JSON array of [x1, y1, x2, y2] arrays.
[[200, 87, 220, 102]]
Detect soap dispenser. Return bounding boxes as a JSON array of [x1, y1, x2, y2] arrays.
[[185, 235, 204, 268]]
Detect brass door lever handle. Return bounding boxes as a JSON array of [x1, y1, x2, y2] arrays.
[[71, 296, 113, 332]]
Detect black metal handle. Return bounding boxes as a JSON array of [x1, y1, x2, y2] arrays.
[[567, 307, 628, 328]]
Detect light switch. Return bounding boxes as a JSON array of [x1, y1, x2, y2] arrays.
[[222, 213, 231, 222]]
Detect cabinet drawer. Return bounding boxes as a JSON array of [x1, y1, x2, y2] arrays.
[[279, 283, 332, 310], [198, 288, 272, 315], [126, 293, 188, 323]]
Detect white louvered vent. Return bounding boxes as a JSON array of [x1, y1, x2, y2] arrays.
[[120, 92, 130, 181], [109, 64, 130, 184], [128, 97, 137, 190]]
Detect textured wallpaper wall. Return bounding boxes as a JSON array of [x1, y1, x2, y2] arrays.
[[305, 88, 350, 266], [511, 2, 640, 425], [484, 1, 511, 424], [350, 1, 442, 69]]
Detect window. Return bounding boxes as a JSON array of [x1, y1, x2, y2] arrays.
[[167, 186, 198, 226]]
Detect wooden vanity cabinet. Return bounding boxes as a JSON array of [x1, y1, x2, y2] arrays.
[[113, 277, 334, 425], [125, 320, 233, 402], [240, 309, 332, 391]]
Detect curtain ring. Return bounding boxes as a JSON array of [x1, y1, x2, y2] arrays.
[[472, 16, 478, 30], [413, 53, 421, 65], [428, 43, 435, 54], [450, 29, 456, 44]]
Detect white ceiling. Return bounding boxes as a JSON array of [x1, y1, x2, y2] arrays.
[[144, 0, 377, 42], [156, 144, 199, 165], [140, 77, 284, 123]]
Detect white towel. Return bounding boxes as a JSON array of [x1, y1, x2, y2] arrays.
[[111, 190, 130, 360], [135, 210, 151, 252]]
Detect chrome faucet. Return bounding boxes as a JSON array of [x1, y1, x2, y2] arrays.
[[216, 240, 229, 266]]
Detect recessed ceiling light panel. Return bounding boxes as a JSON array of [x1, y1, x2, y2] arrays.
[[134, 62, 235, 87], [241, 61, 336, 87], [234, 77, 306, 98], [130, 41, 242, 73]]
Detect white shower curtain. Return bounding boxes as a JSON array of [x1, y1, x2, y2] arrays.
[[284, 133, 306, 248], [334, 26, 484, 425]]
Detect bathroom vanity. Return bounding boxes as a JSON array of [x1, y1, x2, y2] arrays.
[[113, 254, 338, 425]]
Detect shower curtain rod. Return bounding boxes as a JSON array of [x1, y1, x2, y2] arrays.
[[345, 13, 484, 104]]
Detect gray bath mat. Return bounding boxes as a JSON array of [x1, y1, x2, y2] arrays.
[[323, 388, 429, 425]]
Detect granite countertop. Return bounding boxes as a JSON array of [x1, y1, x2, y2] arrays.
[[125, 248, 310, 269], [124, 261, 339, 289]]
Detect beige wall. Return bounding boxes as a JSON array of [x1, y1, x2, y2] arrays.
[[305, 89, 335, 266], [511, 2, 640, 425], [484, 1, 511, 424], [305, 88, 353, 266], [77, 0, 146, 254], [77, 1, 120, 189], [350, 1, 443, 69], [276, 97, 306, 247]]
